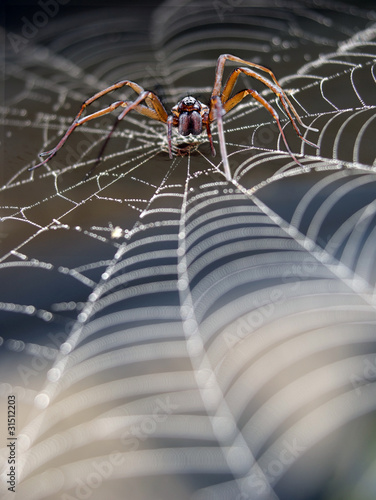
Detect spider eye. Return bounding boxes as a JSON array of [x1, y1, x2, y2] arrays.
[[178, 110, 202, 136], [178, 96, 200, 112]]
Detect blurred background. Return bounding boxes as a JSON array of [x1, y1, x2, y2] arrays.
[[1, 1, 376, 499]]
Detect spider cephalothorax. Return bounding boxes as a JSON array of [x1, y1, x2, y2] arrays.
[[31, 54, 317, 180]]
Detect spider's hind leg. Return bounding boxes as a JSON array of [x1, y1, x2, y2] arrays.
[[222, 88, 305, 168], [277, 93, 319, 149], [247, 89, 305, 166]]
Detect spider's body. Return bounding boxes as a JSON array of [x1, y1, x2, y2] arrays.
[[172, 96, 207, 137], [169, 96, 215, 156], [31, 54, 317, 180]]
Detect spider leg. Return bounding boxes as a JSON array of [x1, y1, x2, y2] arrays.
[[211, 54, 318, 139], [220, 88, 305, 166], [203, 115, 216, 156], [211, 66, 317, 148], [30, 80, 168, 171], [85, 91, 165, 178], [167, 115, 174, 159], [84, 110, 123, 180], [30, 100, 127, 170], [213, 96, 232, 181], [276, 92, 318, 148]]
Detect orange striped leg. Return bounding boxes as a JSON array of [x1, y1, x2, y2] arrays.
[[31, 81, 168, 171], [223, 88, 304, 165], [211, 55, 318, 145]]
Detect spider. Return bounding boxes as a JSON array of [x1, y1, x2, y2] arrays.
[[30, 54, 317, 180]]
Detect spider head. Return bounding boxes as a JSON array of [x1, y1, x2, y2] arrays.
[[172, 96, 206, 137]]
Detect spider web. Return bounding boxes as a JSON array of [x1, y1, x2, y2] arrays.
[[1, 1, 376, 499]]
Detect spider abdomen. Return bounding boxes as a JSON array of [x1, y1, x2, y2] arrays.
[[178, 110, 203, 136]]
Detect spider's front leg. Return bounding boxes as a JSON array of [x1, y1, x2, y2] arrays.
[[223, 88, 306, 166], [212, 54, 318, 138], [211, 85, 307, 178], [208, 54, 319, 178], [210, 95, 232, 181]]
